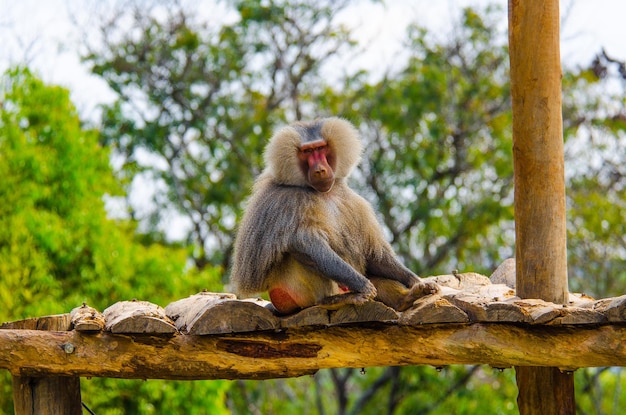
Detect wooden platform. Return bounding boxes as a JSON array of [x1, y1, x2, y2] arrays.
[[2, 264, 626, 380]]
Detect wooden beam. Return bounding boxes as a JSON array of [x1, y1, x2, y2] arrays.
[[508, 0, 574, 413], [9, 314, 82, 415], [1, 324, 626, 380]]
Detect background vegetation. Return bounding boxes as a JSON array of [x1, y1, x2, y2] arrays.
[[0, 0, 624, 413]]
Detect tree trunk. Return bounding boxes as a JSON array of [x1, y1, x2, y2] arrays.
[[508, 0, 575, 413]]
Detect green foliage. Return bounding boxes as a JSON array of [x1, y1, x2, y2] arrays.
[[85, 0, 355, 271], [576, 368, 626, 415], [567, 177, 626, 296], [0, 67, 227, 414], [562, 54, 626, 297], [335, 6, 514, 275], [81, 379, 228, 415], [0, 67, 217, 315], [1, 67, 115, 318], [77, 1, 626, 413], [228, 367, 519, 415], [1, 0, 625, 413]]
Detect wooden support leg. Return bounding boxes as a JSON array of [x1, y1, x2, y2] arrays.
[[12, 375, 82, 415], [516, 367, 575, 415], [6, 314, 82, 414], [508, 0, 576, 411]]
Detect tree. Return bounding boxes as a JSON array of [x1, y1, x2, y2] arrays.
[[80, 2, 523, 411], [0, 67, 228, 414], [341, 7, 515, 276], [71, 0, 626, 413], [562, 50, 626, 297], [84, 0, 356, 272]]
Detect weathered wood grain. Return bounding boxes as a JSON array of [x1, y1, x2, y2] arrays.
[[548, 306, 607, 325], [424, 272, 491, 291], [15, 283, 623, 337], [1, 314, 72, 331], [1, 323, 626, 380], [509, 299, 561, 324], [280, 306, 330, 328], [604, 295, 626, 322], [9, 314, 82, 415], [329, 301, 398, 324], [166, 293, 279, 334], [568, 293, 596, 308], [509, 0, 573, 410], [165, 292, 237, 324], [70, 304, 105, 332], [399, 295, 469, 324], [103, 300, 176, 334], [12, 376, 81, 415], [3, 278, 626, 384], [489, 258, 516, 288]]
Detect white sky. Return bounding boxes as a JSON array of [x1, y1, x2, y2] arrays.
[[1, 0, 625, 122], [1, 0, 624, 239]]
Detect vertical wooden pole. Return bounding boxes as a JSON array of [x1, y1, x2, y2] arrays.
[[508, 0, 575, 414], [9, 315, 83, 415], [12, 376, 82, 415], [509, 0, 568, 305]]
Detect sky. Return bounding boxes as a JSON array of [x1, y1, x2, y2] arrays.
[[1, 0, 624, 239], [1, 0, 625, 123]]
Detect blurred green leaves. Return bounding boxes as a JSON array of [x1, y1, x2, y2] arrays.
[[1, 0, 625, 413], [0, 67, 228, 414]]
